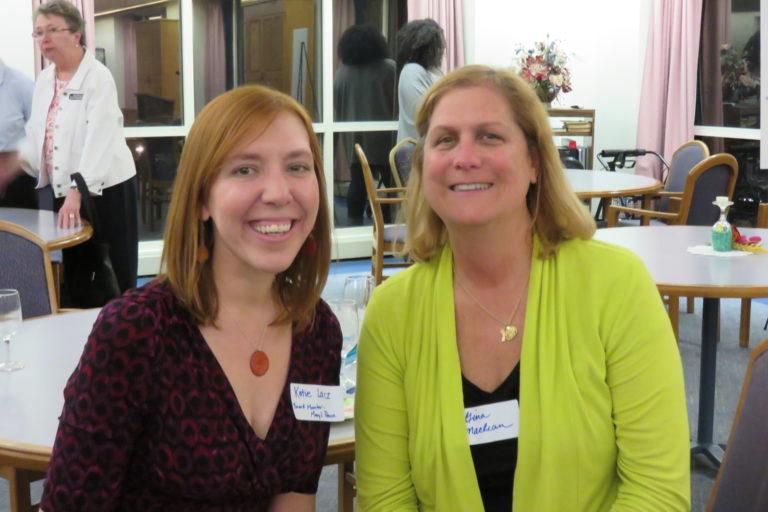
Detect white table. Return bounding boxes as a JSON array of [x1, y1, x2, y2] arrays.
[[594, 225, 768, 466], [0, 207, 91, 250], [0, 309, 356, 511], [565, 169, 661, 200]]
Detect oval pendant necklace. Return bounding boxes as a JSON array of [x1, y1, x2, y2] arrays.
[[455, 276, 526, 343], [233, 318, 271, 377]]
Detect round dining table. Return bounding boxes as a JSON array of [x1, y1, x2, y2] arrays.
[[0, 309, 355, 511], [594, 225, 768, 466], [565, 169, 661, 200], [0, 207, 92, 250]]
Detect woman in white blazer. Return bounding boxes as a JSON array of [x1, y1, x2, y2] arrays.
[[19, 0, 138, 296]]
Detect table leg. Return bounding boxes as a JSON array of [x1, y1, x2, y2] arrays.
[[338, 461, 355, 512], [690, 297, 724, 466]]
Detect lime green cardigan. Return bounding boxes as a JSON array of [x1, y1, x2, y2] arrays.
[[355, 238, 690, 511]]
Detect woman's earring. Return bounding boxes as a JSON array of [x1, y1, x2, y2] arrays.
[[196, 243, 210, 263], [304, 234, 317, 255], [197, 222, 210, 263]]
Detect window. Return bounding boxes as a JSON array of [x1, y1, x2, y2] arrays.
[[127, 136, 184, 241], [695, 0, 764, 227], [102, 0, 419, 270], [696, 0, 760, 129], [95, 0, 184, 127]]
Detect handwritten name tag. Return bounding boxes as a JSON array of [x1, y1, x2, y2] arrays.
[[465, 399, 519, 445], [290, 383, 345, 422], [68, 93, 84, 100]]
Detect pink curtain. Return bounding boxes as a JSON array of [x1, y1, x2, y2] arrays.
[[407, 0, 464, 72], [205, 0, 227, 102], [333, 0, 355, 74], [32, 0, 96, 76], [635, 0, 703, 180], [121, 16, 138, 111]]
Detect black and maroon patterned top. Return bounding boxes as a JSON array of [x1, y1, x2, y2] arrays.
[[40, 280, 342, 511]]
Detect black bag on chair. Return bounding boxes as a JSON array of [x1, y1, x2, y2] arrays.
[[60, 173, 121, 308]]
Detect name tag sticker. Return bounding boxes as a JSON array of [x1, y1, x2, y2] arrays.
[[290, 383, 345, 422], [465, 399, 519, 445], [68, 93, 84, 100]]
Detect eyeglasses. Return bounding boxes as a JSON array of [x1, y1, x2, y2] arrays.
[[31, 27, 73, 39]]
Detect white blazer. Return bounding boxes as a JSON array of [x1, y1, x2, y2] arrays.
[[19, 51, 135, 198]]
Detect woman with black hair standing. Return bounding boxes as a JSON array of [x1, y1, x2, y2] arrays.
[[334, 24, 396, 225], [395, 19, 445, 142]]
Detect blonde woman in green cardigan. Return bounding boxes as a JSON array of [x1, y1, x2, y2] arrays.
[[355, 65, 690, 512]]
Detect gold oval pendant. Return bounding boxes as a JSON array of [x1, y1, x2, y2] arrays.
[[501, 325, 517, 343]]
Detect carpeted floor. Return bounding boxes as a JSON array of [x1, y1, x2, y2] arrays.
[[2, 259, 766, 511]]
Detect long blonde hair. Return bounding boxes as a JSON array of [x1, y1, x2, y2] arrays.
[[405, 65, 595, 262], [161, 85, 331, 331]]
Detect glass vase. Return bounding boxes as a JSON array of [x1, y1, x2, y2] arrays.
[[711, 197, 733, 252]]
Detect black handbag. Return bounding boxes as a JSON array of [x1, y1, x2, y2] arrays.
[[60, 173, 121, 308]]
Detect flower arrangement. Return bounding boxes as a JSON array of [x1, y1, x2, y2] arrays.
[[515, 38, 573, 104], [720, 43, 759, 100]]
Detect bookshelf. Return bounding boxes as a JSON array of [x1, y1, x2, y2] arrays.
[[548, 108, 595, 169]]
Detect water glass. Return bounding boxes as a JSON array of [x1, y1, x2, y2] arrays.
[[330, 299, 359, 358], [343, 274, 375, 307], [0, 289, 23, 372]]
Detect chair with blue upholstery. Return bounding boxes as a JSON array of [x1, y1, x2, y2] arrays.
[[707, 337, 768, 511], [0, 220, 58, 318], [657, 140, 710, 214], [388, 137, 417, 189], [606, 153, 738, 338]]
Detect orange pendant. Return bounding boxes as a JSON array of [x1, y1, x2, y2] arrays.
[[250, 350, 269, 376]]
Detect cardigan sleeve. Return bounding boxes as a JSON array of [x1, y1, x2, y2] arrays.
[[354, 292, 419, 512], [602, 255, 690, 511]]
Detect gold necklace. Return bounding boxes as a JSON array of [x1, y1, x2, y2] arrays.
[[454, 277, 526, 343], [231, 318, 271, 376]]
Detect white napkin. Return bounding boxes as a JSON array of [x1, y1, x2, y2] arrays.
[[687, 245, 752, 257]]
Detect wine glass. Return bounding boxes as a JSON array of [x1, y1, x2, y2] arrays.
[[0, 289, 23, 372], [344, 274, 375, 323]]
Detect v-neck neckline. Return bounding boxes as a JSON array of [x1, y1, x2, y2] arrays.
[[193, 320, 298, 444]]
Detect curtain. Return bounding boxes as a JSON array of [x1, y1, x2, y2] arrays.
[[406, 0, 464, 72], [205, 0, 227, 103], [333, 0, 355, 74], [121, 16, 138, 111], [698, 0, 731, 154], [635, 0, 703, 180], [32, 0, 96, 76]]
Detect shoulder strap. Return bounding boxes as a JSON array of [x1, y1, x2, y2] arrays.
[[70, 172, 104, 240]]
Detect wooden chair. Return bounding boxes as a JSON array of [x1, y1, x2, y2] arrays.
[[607, 153, 739, 339], [388, 137, 417, 189], [739, 202, 768, 347], [707, 338, 768, 511], [655, 141, 710, 319], [355, 144, 411, 284], [657, 140, 710, 214], [129, 138, 177, 232], [0, 220, 58, 318], [0, 449, 46, 512]]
